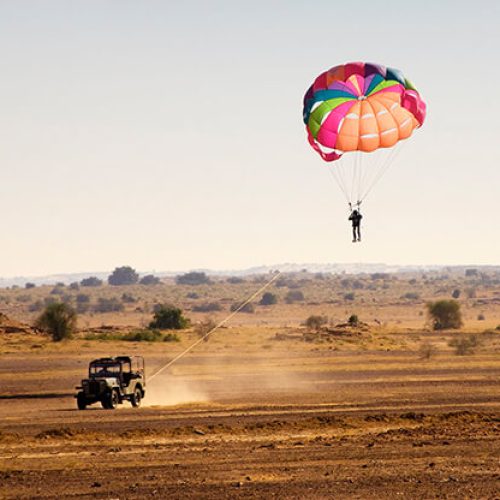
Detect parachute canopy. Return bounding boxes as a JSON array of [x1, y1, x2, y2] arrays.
[[303, 62, 426, 163]]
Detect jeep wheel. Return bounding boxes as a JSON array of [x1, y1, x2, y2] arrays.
[[131, 387, 142, 408], [103, 390, 119, 410], [76, 392, 87, 410]]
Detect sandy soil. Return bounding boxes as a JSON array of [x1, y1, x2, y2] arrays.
[[0, 329, 499, 499]]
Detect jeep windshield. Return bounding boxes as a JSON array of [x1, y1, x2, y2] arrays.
[[89, 362, 122, 378]]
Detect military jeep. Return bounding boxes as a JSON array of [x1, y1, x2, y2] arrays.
[[75, 356, 146, 410]]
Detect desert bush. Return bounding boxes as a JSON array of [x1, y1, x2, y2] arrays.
[[260, 292, 278, 306], [465, 268, 478, 277], [69, 282, 80, 291], [194, 318, 217, 341], [16, 294, 32, 303], [76, 293, 90, 304], [76, 302, 89, 314], [121, 293, 137, 303], [343, 292, 355, 301], [29, 300, 44, 312], [402, 292, 420, 300], [418, 341, 436, 360], [80, 276, 103, 287], [226, 276, 244, 284], [25, 282, 36, 289], [163, 332, 180, 342], [408, 278, 417, 285], [50, 286, 65, 296], [193, 302, 222, 312], [87, 329, 172, 342], [186, 292, 199, 299], [371, 273, 389, 280], [448, 334, 479, 355], [451, 289, 461, 299], [108, 266, 139, 286], [285, 290, 304, 304], [275, 278, 289, 288], [230, 302, 255, 313], [94, 297, 124, 313], [427, 300, 462, 330], [35, 302, 77, 341], [252, 275, 267, 284], [139, 274, 161, 285], [477, 313, 485, 321], [348, 314, 359, 327], [149, 305, 190, 329], [176, 272, 211, 285], [121, 329, 163, 342], [305, 315, 327, 331], [83, 332, 119, 341], [352, 280, 364, 290], [61, 294, 73, 304]]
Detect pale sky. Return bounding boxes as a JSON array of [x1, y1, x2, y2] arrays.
[[1, 0, 499, 277]]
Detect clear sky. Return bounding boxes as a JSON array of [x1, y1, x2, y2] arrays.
[[0, 0, 499, 277]]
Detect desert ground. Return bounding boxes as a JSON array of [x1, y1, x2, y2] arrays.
[[0, 269, 499, 498]]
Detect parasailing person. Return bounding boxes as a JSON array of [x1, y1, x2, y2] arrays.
[[303, 61, 426, 241]]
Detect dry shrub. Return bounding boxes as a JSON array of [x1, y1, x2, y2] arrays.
[[192, 302, 222, 313], [305, 315, 327, 331], [427, 300, 462, 330], [35, 302, 77, 341], [418, 341, 436, 360], [194, 318, 217, 341], [448, 334, 479, 355]]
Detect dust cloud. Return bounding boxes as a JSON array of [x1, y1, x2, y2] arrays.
[[144, 375, 209, 407], [143, 349, 320, 409]]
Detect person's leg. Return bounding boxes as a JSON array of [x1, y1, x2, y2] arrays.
[[357, 225, 361, 241], [352, 227, 356, 242]]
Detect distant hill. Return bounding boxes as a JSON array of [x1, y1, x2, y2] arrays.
[[1, 263, 498, 288]]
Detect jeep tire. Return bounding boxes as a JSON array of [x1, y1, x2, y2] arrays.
[[131, 387, 142, 408], [76, 392, 87, 410], [103, 390, 119, 410]]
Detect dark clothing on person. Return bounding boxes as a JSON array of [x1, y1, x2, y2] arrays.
[[349, 210, 362, 242]]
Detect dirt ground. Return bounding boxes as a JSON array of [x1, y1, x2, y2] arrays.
[[0, 328, 499, 499]]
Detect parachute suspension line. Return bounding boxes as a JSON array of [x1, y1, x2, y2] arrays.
[[359, 148, 379, 199], [148, 271, 282, 382], [337, 159, 351, 201], [361, 141, 407, 202], [327, 166, 350, 204], [360, 147, 386, 201], [356, 151, 364, 206], [350, 151, 359, 204]]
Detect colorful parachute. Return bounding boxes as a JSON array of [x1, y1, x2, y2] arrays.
[[303, 62, 426, 205]]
